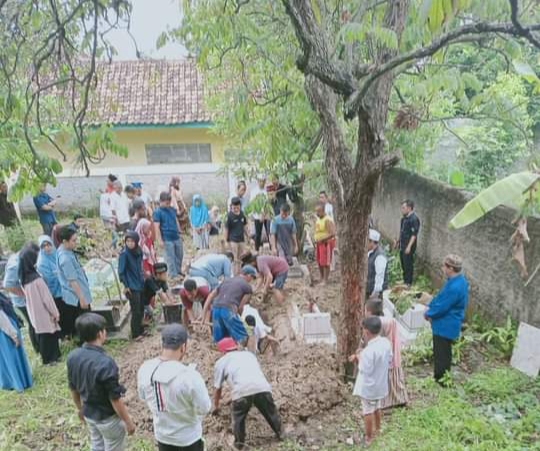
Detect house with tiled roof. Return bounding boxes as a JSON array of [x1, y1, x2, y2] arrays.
[[28, 59, 231, 211]]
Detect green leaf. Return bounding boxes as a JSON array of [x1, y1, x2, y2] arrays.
[[156, 32, 169, 50], [512, 60, 540, 84], [449, 169, 465, 187], [310, 0, 321, 25], [449, 172, 540, 229]]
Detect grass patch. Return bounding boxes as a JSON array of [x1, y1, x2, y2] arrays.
[[0, 337, 153, 451]]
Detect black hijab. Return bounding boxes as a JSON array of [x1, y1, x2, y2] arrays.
[[18, 243, 41, 286], [124, 230, 141, 256]]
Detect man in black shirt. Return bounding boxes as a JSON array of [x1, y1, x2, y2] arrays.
[[142, 262, 174, 309], [67, 313, 135, 451], [225, 197, 249, 275], [398, 199, 420, 286]]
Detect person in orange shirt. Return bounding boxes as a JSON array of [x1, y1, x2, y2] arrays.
[[314, 202, 336, 285]]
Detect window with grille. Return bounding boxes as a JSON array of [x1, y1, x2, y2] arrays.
[[145, 143, 212, 164]]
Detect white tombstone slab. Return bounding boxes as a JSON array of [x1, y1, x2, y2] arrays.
[[510, 322, 540, 377]]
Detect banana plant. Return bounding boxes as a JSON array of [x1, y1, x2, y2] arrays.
[[449, 172, 540, 229]]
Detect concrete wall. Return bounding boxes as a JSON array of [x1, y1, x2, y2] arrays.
[[19, 126, 230, 212], [372, 168, 540, 328]]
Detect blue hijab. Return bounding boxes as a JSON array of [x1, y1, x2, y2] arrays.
[[36, 235, 62, 298], [190, 194, 209, 228]]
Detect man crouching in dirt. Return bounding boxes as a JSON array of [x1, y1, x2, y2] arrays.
[[138, 324, 211, 451], [213, 337, 282, 449]]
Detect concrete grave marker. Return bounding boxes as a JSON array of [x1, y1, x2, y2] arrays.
[[510, 322, 540, 377]]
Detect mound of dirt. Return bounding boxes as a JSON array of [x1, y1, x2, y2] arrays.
[[117, 278, 347, 450]]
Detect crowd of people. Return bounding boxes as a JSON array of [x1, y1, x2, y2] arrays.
[[0, 174, 471, 450]]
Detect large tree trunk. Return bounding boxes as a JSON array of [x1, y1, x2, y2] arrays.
[[335, 190, 374, 374]]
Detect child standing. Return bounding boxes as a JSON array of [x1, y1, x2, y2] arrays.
[[270, 203, 298, 266], [365, 299, 409, 408], [225, 197, 249, 275], [118, 231, 145, 339], [314, 202, 336, 285], [350, 316, 393, 446]]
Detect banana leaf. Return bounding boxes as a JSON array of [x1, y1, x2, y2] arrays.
[[449, 172, 540, 229]]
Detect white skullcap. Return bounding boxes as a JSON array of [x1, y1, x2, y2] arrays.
[[368, 229, 381, 242]]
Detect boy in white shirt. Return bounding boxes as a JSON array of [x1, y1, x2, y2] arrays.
[[349, 316, 392, 446], [137, 324, 211, 451]]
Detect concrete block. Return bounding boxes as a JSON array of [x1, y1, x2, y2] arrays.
[[400, 303, 429, 330], [510, 322, 540, 377], [301, 312, 337, 345]]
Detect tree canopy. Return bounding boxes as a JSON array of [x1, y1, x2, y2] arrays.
[[0, 0, 131, 199]]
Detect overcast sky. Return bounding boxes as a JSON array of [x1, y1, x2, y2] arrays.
[[106, 0, 188, 60]]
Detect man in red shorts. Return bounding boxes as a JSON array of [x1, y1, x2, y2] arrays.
[[179, 278, 211, 328], [314, 202, 336, 285]]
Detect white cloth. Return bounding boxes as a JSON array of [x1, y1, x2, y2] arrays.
[[99, 192, 113, 219], [250, 186, 267, 220], [214, 350, 272, 401], [324, 202, 334, 220], [368, 250, 388, 294], [241, 304, 272, 339], [110, 192, 130, 225], [138, 359, 211, 447], [353, 336, 393, 400]]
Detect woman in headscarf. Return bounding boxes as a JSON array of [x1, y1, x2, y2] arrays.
[[135, 218, 156, 277], [190, 194, 210, 250], [37, 235, 68, 338], [365, 299, 409, 408], [0, 292, 32, 392], [169, 176, 189, 233], [18, 243, 61, 365]]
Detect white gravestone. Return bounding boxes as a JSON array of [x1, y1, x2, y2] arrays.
[[510, 322, 540, 377]]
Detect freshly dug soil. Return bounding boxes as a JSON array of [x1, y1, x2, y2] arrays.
[[118, 273, 348, 450]]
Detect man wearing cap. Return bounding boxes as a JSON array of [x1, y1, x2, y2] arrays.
[[424, 254, 468, 383], [138, 324, 211, 451], [213, 337, 281, 449], [201, 266, 257, 344], [367, 229, 389, 299], [131, 182, 153, 216]]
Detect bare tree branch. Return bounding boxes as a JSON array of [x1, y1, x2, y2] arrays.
[[509, 0, 540, 49]]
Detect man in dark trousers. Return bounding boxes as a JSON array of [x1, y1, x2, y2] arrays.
[[398, 199, 420, 286], [213, 337, 281, 449], [424, 254, 468, 383], [366, 229, 388, 299]]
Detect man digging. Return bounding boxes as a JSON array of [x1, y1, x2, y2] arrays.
[[213, 337, 282, 449]]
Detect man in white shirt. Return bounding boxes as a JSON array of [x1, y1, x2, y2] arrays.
[[110, 181, 131, 232], [319, 191, 334, 220], [138, 324, 211, 451], [213, 337, 281, 449], [350, 316, 392, 446], [367, 229, 388, 299]]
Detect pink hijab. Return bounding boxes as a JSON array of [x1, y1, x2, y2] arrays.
[[381, 317, 401, 368], [135, 219, 156, 265]]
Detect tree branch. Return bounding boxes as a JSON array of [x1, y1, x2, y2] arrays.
[[509, 0, 540, 49], [282, 0, 355, 96], [346, 20, 540, 114]]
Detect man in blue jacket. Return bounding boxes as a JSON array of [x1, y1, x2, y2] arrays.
[[424, 254, 468, 383]]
